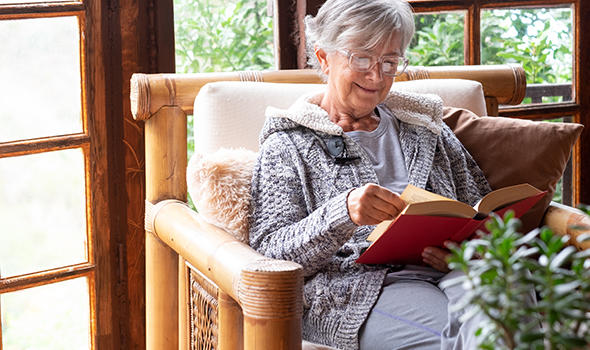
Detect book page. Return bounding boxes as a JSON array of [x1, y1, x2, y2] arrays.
[[400, 184, 476, 218], [403, 200, 476, 218], [475, 183, 543, 215], [400, 184, 455, 204]]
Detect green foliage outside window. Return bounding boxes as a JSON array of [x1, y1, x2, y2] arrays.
[[174, 0, 274, 75], [408, 13, 465, 66], [407, 8, 573, 87], [481, 9, 572, 85]]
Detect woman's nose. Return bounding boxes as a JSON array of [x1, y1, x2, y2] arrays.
[[365, 63, 383, 81]]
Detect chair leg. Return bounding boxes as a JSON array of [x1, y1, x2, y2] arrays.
[[219, 291, 243, 350]]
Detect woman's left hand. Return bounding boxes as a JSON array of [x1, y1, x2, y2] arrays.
[[422, 242, 452, 272]]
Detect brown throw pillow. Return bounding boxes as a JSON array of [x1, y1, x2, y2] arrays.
[[443, 107, 584, 233]]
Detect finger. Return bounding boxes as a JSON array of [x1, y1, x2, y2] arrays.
[[349, 185, 400, 222], [422, 247, 451, 272], [422, 253, 448, 272], [367, 199, 403, 220], [354, 208, 394, 225], [422, 249, 443, 266], [347, 193, 393, 225], [371, 185, 406, 211], [363, 184, 406, 215], [427, 246, 451, 262]]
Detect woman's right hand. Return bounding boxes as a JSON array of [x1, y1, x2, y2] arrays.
[[346, 184, 406, 226]]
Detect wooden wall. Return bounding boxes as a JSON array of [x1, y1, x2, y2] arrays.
[[103, 0, 175, 348]]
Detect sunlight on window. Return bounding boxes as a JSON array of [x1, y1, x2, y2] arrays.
[[481, 7, 573, 105], [1, 277, 90, 349], [0, 148, 87, 278], [0, 0, 74, 3], [0, 16, 82, 143]]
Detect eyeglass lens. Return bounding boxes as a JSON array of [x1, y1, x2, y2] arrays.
[[349, 53, 406, 76]]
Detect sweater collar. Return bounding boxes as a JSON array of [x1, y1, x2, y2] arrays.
[[263, 89, 444, 138]]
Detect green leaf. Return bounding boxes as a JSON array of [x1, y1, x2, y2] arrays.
[[554, 280, 581, 296], [550, 245, 577, 271]]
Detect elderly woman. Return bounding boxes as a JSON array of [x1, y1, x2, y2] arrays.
[[249, 0, 492, 349]]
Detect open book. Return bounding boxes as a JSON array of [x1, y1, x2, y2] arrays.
[[356, 183, 547, 265]]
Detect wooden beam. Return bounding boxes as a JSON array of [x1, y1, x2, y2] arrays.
[[0, 264, 94, 294], [85, 0, 124, 348], [0, 3, 83, 18], [118, 0, 177, 348], [465, 4, 480, 65], [0, 134, 89, 158], [576, 0, 590, 205], [273, 0, 300, 69]]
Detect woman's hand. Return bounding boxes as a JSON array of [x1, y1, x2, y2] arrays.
[[346, 183, 406, 226], [422, 242, 452, 272]]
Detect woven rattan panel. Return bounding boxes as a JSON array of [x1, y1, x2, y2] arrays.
[[189, 266, 219, 350]]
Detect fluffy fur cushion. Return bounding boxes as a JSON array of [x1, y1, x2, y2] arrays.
[[187, 147, 257, 243]]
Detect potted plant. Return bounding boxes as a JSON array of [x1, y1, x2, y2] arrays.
[[445, 208, 590, 349]]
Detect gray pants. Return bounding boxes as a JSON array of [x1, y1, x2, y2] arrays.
[[359, 266, 484, 350]]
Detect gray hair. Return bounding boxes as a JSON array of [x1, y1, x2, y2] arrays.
[[304, 0, 415, 71]]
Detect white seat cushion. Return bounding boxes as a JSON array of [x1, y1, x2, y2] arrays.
[[194, 82, 324, 153], [390, 78, 487, 116], [193, 79, 487, 153]]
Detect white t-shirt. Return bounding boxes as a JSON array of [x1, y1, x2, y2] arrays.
[[345, 104, 409, 194]]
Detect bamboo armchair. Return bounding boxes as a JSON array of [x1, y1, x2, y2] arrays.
[[130, 65, 589, 350]]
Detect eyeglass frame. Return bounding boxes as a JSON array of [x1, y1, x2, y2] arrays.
[[337, 49, 409, 77]]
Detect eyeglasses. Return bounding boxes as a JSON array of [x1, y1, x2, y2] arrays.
[[338, 49, 409, 77]]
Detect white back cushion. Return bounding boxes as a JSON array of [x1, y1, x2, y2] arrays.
[[193, 79, 486, 153]]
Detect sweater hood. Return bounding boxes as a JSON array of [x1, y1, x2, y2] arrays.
[[260, 89, 444, 144]]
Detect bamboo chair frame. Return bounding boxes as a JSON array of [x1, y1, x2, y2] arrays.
[[130, 66, 590, 350]]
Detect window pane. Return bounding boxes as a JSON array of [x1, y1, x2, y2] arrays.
[[481, 7, 573, 105], [0, 16, 82, 143], [407, 12, 465, 66], [174, 0, 274, 73], [0, 149, 87, 277], [1, 277, 90, 349], [0, 0, 75, 3]]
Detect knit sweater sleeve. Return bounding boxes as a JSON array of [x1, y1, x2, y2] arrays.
[[249, 132, 358, 277]]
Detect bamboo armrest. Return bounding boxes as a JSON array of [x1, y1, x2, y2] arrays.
[[130, 64, 525, 121], [543, 202, 590, 250], [145, 200, 303, 316]]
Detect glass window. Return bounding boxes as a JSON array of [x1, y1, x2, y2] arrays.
[[174, 0, 274, 73], [0, 148, 87, 278], [0, 0, 75, 3], [1, 277, 90, 349], [0, 16, 82, 143], [407, 12, 465, 66], [481, 7, 573, 105]]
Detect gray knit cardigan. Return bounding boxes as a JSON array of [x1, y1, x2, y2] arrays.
[[248, 90, 491, 349]]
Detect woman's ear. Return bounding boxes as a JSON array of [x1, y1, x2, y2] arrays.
[[315, 47, 330, 74]]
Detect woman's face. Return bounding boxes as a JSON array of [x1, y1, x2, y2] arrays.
[[318, 37, 403, 118]]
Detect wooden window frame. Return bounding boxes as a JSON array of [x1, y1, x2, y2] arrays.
[[0, 2, 122, 349]]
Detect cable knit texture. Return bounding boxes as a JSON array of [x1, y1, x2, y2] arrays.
[[249, 90, 491, 349]]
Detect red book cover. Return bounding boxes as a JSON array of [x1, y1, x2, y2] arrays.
[[355, 189, 546, 265]]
